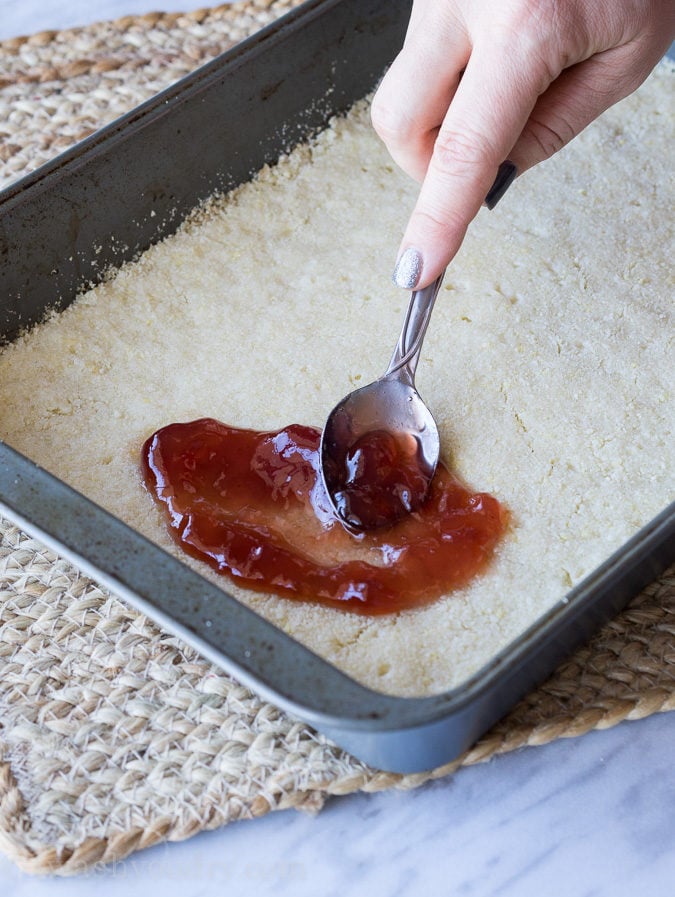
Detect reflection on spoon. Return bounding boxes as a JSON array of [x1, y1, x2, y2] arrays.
[[321, 273, 445, 532]]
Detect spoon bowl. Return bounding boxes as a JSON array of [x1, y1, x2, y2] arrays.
[[320, 273, 445, 532]]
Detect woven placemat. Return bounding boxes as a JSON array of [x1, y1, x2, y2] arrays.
[[1, 1, 674, 877]]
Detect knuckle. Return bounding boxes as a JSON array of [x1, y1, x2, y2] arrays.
[[429, 127, 496, 180], [412, 205, 467, 246], [525, 116, 569, 159], [370, 93, 413, 145]]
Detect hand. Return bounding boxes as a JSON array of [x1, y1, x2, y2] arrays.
[[372, 0, 675, 288]]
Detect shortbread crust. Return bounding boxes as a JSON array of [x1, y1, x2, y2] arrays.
[[0, 63, 672, 696]]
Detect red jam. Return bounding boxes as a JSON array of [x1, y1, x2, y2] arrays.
[[322, 428, 433, 530], [141, 419, 507, 615]]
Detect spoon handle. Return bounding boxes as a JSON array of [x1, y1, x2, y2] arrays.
[[384, 271, 446, 384]]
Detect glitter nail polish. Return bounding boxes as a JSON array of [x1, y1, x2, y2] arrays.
[[392, 247, 422, 290]]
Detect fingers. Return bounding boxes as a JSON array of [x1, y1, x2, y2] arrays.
[[371, 4, 470, 183], [397, 37, 548, 287], [509, 41, 671, 174], [404, 0, 435, 40], [379, 0, 675, 291]]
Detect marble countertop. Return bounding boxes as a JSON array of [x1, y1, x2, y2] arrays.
[[1, 3, 674, 895], [1, 713, 674, 896]]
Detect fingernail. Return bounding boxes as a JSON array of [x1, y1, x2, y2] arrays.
[[485, 161, 517, 210], [392, 247, 422, 289]]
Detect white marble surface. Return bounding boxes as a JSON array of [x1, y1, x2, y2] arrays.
[[1, 713, 674, 896], [1, 2, 674, 895]]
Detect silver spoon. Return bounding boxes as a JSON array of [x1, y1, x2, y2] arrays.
[[320, 271, 445, 532]]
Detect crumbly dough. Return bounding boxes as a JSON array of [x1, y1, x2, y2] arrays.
[[0, 64, 672, 697]]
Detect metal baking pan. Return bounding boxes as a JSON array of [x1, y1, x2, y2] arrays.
[[1, 0, 673, 773]]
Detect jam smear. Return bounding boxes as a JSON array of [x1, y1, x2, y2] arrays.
[[141, 419, 507, 615], [323, 428, 432, 531]]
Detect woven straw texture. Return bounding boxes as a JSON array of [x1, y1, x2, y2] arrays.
[[1, 1, 674, 877]]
